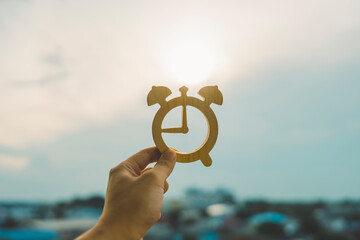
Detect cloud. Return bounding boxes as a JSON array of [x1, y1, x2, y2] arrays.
[[0, 154, 29, 171], [0, 0, 359, 149]]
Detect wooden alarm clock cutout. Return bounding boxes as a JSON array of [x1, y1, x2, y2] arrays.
[[147, 85, 223, 167]]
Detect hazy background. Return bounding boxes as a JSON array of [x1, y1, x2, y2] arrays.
[[0, 0, 359, 201]]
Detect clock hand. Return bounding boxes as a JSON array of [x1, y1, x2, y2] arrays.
[[161, 127, 185, 133], [162, 86, 189, 134], [161, 104, 189, 134], [179, 86, 189, 134], [181, 104, 189, 133]]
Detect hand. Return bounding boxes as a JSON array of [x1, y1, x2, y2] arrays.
[[77, 147, 177, 240]]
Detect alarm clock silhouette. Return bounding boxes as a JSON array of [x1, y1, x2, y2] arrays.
[[147, 85, 223, 167]]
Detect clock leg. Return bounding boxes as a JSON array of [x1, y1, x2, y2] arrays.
[[200, 154, 212, 167]]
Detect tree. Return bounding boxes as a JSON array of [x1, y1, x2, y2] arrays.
[[300, 215, 322, 234], [1, 217, 21, 229], [314, 232, 351, 240], [257, 222, 284, 237]]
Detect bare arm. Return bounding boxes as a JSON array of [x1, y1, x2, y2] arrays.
[[76, 147, 176, 240]]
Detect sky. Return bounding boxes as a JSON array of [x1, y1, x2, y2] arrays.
[[0, 0, 359, 201]]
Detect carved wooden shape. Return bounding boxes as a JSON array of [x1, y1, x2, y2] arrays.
[[147, 86, 223, 167]]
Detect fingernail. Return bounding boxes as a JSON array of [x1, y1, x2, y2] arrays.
[[163, 150, 176, 162]]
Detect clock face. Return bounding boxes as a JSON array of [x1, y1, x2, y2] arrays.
[[161, 106, 208, 153]]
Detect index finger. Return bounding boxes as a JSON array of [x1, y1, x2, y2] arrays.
[[118, 147, 161, 175]]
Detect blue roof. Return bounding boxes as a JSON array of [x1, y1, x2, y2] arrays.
[[250, 212, 287, 224], [0, 228, 58, 240]]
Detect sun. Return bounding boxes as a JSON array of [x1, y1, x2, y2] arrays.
[[161, 35, 220, 85]]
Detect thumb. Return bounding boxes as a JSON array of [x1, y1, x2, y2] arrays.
[[152, 149, 176, 180]]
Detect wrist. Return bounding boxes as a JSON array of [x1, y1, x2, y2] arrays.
[[98, 214, 141, 240], [77, 219, 140, 240]]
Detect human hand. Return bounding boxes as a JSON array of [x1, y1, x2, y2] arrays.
[[77, 147, 176, 240]]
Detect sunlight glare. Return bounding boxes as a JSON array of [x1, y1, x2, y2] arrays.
[[162, 36, 220, 85]]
